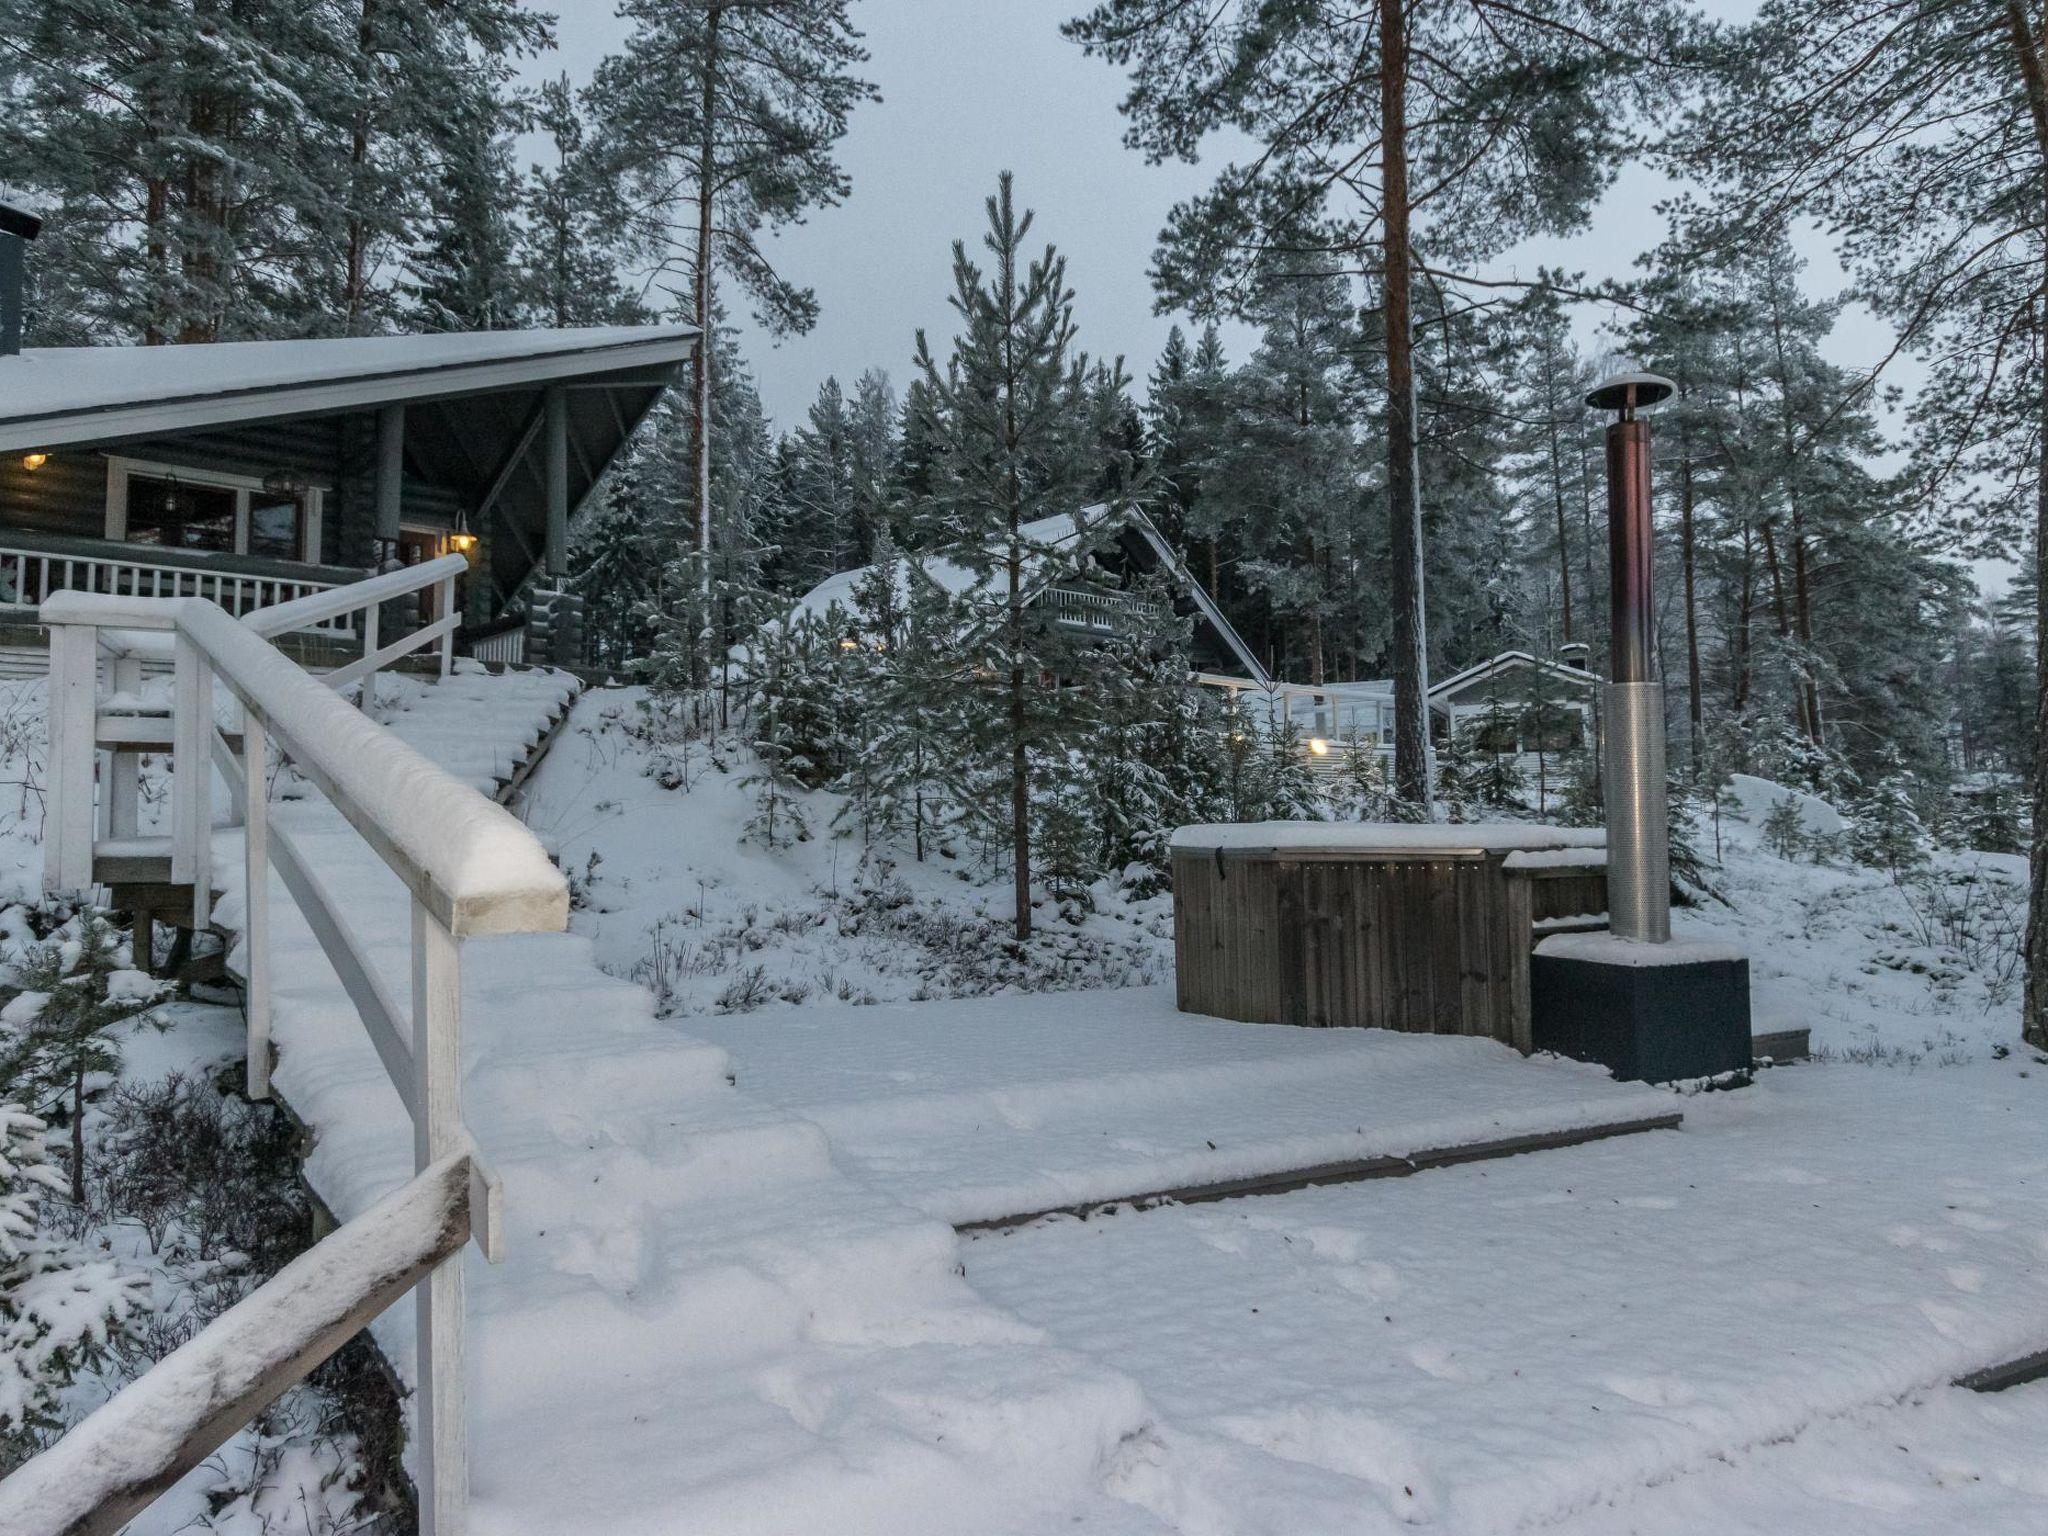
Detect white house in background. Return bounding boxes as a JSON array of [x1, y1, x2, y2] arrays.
[[790, 510, 1598, 763], [1428, 647, 1598, 754], [1202, 648, 1597, 764]]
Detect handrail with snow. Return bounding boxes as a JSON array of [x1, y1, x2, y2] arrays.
[[32, 554, 553, 1536], [0, 1153, 482, 1536]]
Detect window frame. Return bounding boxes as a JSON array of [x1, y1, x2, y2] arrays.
[[105, 455, 326, 564]]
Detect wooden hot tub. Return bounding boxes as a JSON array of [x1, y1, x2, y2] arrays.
[[1171, 823, 1607, 1051]]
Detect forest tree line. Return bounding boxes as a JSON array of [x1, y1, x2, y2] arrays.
[[3, 0, 2043, 1020]]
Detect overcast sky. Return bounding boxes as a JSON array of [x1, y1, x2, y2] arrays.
[[528, 0, 1983, 571]]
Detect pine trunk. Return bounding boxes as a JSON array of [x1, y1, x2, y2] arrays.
[[1680, 446, 1703, 772], [345, 0, 377, 335], [1791, 521, 1822, 743], [1379, 0, 1430, 805], [2008, 0, 2048, 1048], [693, 7, 724, 621]]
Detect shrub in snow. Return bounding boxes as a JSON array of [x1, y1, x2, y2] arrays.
[[0, 1103, 144, 1467], [1848, 756, 1933, 878], [92, 1071, 307, 1268], [1762, 795, 1809, 860], [0, 911, 166, 1204], [1960, 779, 2025, 856]]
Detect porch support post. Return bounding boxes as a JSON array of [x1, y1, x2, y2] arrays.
[[375, 403, 406, 569], [543, 386, 568, 578]]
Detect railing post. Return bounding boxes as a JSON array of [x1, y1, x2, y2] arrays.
[[411, 898, 467, 1536], [171, 635, 213, 929], [107, 655, 142, 841], [242, 716, 271, 1100], [438, 576, 455, 679], [44, 619, 97, 895], [361, 604, 380, 715]]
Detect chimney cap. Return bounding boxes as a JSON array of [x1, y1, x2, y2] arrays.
[[1586, 372, 1675, 413], [0, 199, 44, 242]]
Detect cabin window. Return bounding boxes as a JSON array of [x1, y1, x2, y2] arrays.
[[106, 456, 326, 563], [247, 492, 309, 560], [124, 474, 238, 553]]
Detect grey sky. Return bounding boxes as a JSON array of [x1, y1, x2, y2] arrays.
[[530, 0, 1990, 585]]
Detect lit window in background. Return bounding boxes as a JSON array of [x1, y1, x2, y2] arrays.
[[21, 452, 46, 470]]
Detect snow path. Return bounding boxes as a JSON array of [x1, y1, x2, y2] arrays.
[[687, 990, 1676, 1227], [209, 666, 1173, 1535], [964, 1060, 2048, 1535]]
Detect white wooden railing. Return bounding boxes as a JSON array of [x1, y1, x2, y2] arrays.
[[462, 619, 527, 666], [1039, 584, 1136, 631], [0, 539, 355, 634], [7, 553, 566, 1536]]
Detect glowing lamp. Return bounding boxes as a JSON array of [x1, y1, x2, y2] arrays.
[[21, 452, 46, 471], [1308, 737, 1330, 757], [447, 531, 479, 554]]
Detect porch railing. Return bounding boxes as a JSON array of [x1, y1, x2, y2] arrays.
[[1038, 584, 1137, 632], [8, 552, 566, 1536], [0, 535, 360, 635]]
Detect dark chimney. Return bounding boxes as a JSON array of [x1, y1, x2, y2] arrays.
[[0, 197, 44, 358]]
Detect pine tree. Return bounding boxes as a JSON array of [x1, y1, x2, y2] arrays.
[[0, 1103, 143, 1466], [403, 91, 525, 331], [1850, 752, 1933, 879], [868, 560, 969, 863], [521, 75, 649, 328], [1, 912, 164, 1204], [739, 617, 821, 848], [1067, 0, 1686, 805], [1762, 796, 1807, 861], [593, 0, 876, 591], [911, 173, 1107, 940]]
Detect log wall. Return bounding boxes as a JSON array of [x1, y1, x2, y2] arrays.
[[1173, 847, 1608, 1052]]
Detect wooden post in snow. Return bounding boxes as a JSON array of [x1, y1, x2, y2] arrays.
[[412, 899, 468, 1536], [242, 717, 271, 1100]]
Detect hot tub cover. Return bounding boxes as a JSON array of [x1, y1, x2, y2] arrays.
[[1171, 821, 1607, 854]]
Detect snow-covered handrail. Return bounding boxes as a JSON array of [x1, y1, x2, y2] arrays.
[[0, 1153, 485, 1536], [36, 561, 554, 1536], [245, 551, 467, 637], [42, 590, 566, 935]]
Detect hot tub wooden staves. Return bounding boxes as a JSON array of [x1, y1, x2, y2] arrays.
[[1171, 827, 1608, 1052]]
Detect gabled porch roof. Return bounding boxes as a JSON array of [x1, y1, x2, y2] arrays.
[[0, 326, 696, 601], [0, 326, 695, 451]]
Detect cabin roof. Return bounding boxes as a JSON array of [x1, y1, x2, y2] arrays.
[[0, 325, 697, 453], [788, 504, 1272, 686], [1429, 649, 1599, 702]]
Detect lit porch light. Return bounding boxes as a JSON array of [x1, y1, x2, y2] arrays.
[[1308, 737, 1330, 757], [21, 452, 46, 471]]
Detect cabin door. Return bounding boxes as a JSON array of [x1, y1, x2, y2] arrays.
[[398, 526, 446, 622]]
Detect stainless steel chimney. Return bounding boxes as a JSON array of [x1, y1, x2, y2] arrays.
[[1586, 371, 1676, 944]]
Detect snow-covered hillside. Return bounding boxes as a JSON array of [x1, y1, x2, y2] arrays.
[[521, 687, 1174, 1014]]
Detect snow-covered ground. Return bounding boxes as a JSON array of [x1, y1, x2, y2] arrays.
[[520, 687, 1173, 1014], [7, 667, 2047, 1534], [965, 1059, 2048, 1534]]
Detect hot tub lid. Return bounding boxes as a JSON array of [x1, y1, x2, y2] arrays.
[[1170, 821, 1607, 856]]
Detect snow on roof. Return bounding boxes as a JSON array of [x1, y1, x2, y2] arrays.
[[1171, 821, 1607, 854], [0, 324, 697, 451], [787, 504, 1118, 626], [1429, 649, 1599, 700]]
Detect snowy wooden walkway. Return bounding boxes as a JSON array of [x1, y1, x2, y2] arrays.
[[184, 669, 1686, 1534]]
